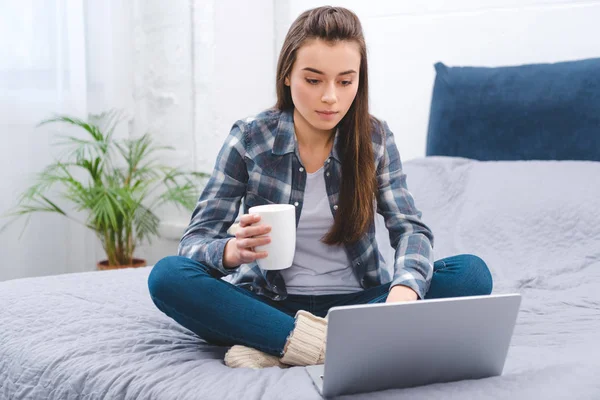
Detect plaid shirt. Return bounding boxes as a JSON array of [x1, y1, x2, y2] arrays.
[[178, 108, 434, 300]]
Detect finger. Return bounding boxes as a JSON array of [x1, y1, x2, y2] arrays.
[[239, 214, 260, 227], [238, 249, 253, 263], [236, 224, 271, 239], [239, 249, 268, 263], [237, 236, 271, 249]]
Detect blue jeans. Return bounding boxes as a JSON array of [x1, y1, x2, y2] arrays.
[[148, 254, 493, 357]]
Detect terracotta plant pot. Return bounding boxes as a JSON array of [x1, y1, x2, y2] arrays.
[[97, 258, 147, 271]]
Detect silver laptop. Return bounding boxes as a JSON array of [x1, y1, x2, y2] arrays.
[[306, 293, 521, 398]]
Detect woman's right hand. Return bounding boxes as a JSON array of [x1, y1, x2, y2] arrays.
[[223, 214, 271, 268]]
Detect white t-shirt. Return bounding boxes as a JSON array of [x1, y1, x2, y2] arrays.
[[279, 166, 363, 295]]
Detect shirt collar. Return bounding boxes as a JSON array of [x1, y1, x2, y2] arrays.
[[272, 108, 343, 163], [272, 108, 296, 156]]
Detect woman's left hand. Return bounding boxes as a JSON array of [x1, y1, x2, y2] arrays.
[[386, 285, 419, 303]]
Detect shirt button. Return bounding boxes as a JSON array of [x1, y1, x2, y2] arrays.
[[333, 205, 338, 210], [294, 202, 299, 206], [326, 158, 331, 163], [299, 167, 304, 172], [326, 172, 330, 177]]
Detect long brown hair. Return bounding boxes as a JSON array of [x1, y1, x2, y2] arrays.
[[275, 6, 378, 245]]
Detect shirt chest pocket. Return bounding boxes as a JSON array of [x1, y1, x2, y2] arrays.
[[244, 153, 294, 210], [245, 171, 292, 206]]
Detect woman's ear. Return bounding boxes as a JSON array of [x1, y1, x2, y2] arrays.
[[284, 76, 290, 86]]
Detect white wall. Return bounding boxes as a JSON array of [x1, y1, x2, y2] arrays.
[[134, 0, 277, 262], [279, 0, 600, 161]]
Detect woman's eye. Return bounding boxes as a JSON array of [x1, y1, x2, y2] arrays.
[[305, 78, 320, 85], [341, 80, 353, 86]]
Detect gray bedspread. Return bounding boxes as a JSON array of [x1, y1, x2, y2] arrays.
[[2, 157, 600, 399]]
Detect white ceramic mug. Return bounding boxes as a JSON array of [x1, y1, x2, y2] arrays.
[[248, 204, 296, 270]]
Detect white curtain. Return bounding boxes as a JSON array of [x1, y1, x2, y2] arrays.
[[0, 0, 133, 281]]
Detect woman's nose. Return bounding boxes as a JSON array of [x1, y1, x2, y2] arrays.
[[321, 83, 337, 104]]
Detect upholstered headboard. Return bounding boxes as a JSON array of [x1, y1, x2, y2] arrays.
[[425, 58, 600, 161]]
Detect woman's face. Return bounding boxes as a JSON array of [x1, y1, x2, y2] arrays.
[[285, 39, 361, 136]]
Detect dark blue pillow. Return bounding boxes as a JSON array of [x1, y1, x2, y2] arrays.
[[426, 58, 600, 161]]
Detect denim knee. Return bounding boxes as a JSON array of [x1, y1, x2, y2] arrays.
[[465, 254, 493, 295], [148, 255, 192, 301]]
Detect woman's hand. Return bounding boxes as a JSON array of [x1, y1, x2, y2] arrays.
[[386, 285, 419, 303], [223, 214, 271, 268]]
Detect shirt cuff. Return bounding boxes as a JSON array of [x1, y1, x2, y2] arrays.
[[208, 237, 239, 276]]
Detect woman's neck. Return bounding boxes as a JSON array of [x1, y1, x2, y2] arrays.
[[293, 108, 335, 152]]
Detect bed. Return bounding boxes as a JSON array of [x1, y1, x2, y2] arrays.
[[2, 57, 600, 399]]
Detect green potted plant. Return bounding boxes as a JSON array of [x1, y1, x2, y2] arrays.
[[3, 110, 207, 269]]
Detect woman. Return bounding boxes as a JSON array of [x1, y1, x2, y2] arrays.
[[148, 6, 493, 369]]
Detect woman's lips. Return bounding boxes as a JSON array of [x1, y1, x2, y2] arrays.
[[316, 110, 338, 120]]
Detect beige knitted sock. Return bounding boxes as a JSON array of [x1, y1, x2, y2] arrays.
[[279, 310, 328, 366], [224, 345, 290, 369]]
